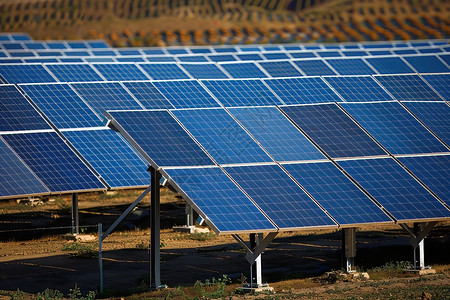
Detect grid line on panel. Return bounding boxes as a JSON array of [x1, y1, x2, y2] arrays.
[[180, 63, 229, 79], [323, 76, 394, 102], [325, 58, 377, 75], [92, 63, 150, 81], [364, 57, 415, 74], [374, 75, 443, 101], [257, 61, 303, 78], [219, 62, 268, 79], [0, 64, 57, 84], [403, 55, 450, 73], [138, 63, 190, 80], [421, 74, 450, 101], [121, 81, 174, 109]]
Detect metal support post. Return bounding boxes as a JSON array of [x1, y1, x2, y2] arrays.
[[256, 233, 263, 286], [98, 223, 103, 294], [400, 222, 437, 270], [343, 228, 356, 272], [150, 167, 161, 290], [185, 203, 194, 227], [71, 193, 79, 235]]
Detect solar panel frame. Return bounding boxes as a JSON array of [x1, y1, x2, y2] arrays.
[[374, 74, 443, 101], [257, 60, 303, 78], [0, 63, 58, 84], [325, 58, 377, 75], [138, 62, 191, 80], [421, 74, 450, 101], [91, 63, 150, 81], [218, 61, 269, 79], [45, 63, 105, 82]]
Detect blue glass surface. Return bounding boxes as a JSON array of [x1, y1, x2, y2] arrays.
[[177, 55, 208, 62], [439, 54, 450, 66], [228, 106, 325, 161], [37, 51, 62, 56], [289, 52, 317, 59], [64, 129, 151, 188], [2, 43, 24, 50], [152, 80, 220, 108], [365, 57, 415, 74], [226, 164, 335, 229], [117, 49, 141, 56], [46, 42, 68, 49], [145, 56, 176, 62], [421, 74, 450, 101], [316, 51, 342, 58], [64, 50, 90, 56], [326, 58, 376, 75], [59, 58, 84, 63], [24, 58, 58, 63], [258, 61, 302, 77], [219, 62, 268, 79], [108, 110, 213, 167], [284, 162, 391, 225], [338, 158, 450, 221], [292, 59, 336, 76], [403, 55, 450, 73], [236, 53, 263, 61], [3, 132, 105, 192], [92, 63, 150, 81], [139, 63, 190, 80], [207, 54, 237, 62], [264, 77, 341, 105], [0, 64, 57, 84], [87, 40, 111, 49], [20, 83, 103, 129], [190, 48, 212, 54], [375, 75, 442, 101], [262, 53, 290, 60], [213, 47, 237, 53], [280, 104, 386, 158], [173, 108, 272, 164], [202, 79, 282, 106], [45, 63, 104, 82], [181, 63, 228, 79], [122, 81, 173, 109], [165, 167, 275, 232], [67, 41, 88, 49], [341, 50, 368, 57], [341, 102, 448, 154], [116, 57, 146, 63], [0, 85, 52, 131], [9, 51, 35, 57], [91, 50, 117, 56], [323, 76, 394, 102], [166, 49, 188, 55]]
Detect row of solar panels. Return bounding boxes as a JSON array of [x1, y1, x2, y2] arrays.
[[0, 39, 110, 51], [0, 33, 32, 41], [1, 55, 450, 86]]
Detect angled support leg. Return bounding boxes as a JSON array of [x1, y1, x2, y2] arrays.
[[399, 222, 437, 270]]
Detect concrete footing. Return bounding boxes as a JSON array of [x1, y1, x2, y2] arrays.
[[63, 234, 96, 242], [236, 284, 273, 294], [405, 268, 436, 275], [172, 226, 210, 234]]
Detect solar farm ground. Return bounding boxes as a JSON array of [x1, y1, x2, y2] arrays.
[[0, 189, 449, 299]]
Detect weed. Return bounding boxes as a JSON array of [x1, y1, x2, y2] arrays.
[[136, 241, 148, 249], [193, 274, 232, 298], [187, 232, 216, 241], [11, 289, 27, 300], [37, 288, 64, 300], [166, 286, 186, 299], [62, 242, 98, 258]]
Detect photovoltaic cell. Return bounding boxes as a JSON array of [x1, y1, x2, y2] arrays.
[[2, 132, 105, 193], [403, 55, 450, 73], [45, 63, 104, 82], [283, 162, 391, 225], [92, 63, 150, 81], [338, 158, 450, 221], [236, 53, 263, 61], [323, 76, 394, 102], [63, 129, 151, 188], [138, 63, 190, 80], [226, 164, 335, 229], [228, 107, 325, 161], [340, 102, 448, 154], [292, 59, 336, 76], [165, 167, 275, 232], [207, 54, 237, 62], [280, 104, 386, 158], [172, 108, 272, 164], [152, 80, 220, 108], [202, 79, 282, 107], [122, 81, 174, 109], [325, 58, 376, 75], [421, 74, 450, 101], [258, 61, 303, 77], [262, 52, 290, 60], [219, 62, 268, 79], [289, 52, 317, 59], [365, 57, 415, 74], [20, 83, 103, 129], [0, 64, 57, 84], [107, 110, 213, 167], [180, 63, 228, 79], [375, 75, 442, 101]]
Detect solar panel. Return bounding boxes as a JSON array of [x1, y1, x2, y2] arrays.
[[337, 157, 450, 221], [236, 53, 263, 61], [316, 51, 342, 58], [421, 74, 450, 101], [91, 50, 117, 56], [60, 58, 85, 63], [139, 63, 190, 80], [283, 161, 391, 225], [292, 59, 336, 76], [64, 50, 91, 57], [45, 63, 104, 82], [402, 101, 450, 146], [393, 49, 417, 55], [364, 57, 415, 74], [145, 56, 177, 62], [84, 57, 115, 63], [172, 108, 272, 164], [87, 40, 111, 49], [403, 55, 450, 73], [207, 54, 237, 62], [398, 155, 450, 206], [180, 63, 229, 79], [374, 75, 443, 101], [439, 53, 450, 66], [166, 48, 188, 55], [66, 41, 88, 49], [257, 61, 303, 77], [0, 64, 57, 84], [117, 49, 141, 56], [37, 51, 62, 57], [213, 47, 237, 53], [341, 50, 368, 57], [0, 85, 52, 131], [2, 132, 105, 193], [92, 63, 150, 81], [122, 81, 174, 109], [341, 102, 448, 154], [325, 58, 376, 75], [218, 62, 268, 79], [19, 83, 103, 129], [177, 55, 208, 62], [323, 76, 394, 102], [63, 129, 151, 188], [116, 56, 146, 63], [262, 52, 290, 60], [225, 164, 335, 229], [190, 48, 212, 54], [107, 110, 213, 167], [2, 43, 25, 50], [0, 138, 48, 198], [46, 42, 68, 49], [202, 79, 282, 107], [289, 52, 317, 59], [151, 80, 220, 108], [228, 106, 325, 161], [71, 82, 143, 121], [165, 167, 276, 233], [9, 51, 35, 57], [24, 58, 58, 63], [280, 104, 386, 158]]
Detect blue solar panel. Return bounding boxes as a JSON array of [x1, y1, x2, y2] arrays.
[[393, 49, 417, 55], [190, 48, 212, 54], [45, 63, 104, 82], [219, 62, 268, 79], [207, 54, 237, 62], [417, 48, 443, 54], [20, 83, 103, 129], [46, 42, 68, 49], [145, 56, 176, 62], [340, 102, 448, 155], [67, 41, 88, 49], [0, 64, 57, 84], [64, 50, 90, 57], [228, 106, 325, 161], [342, 50, 368, 57], [122, 81, 174, 109], [2, 43, 24, 50], [71, 82, 143, 121], [338, 157, 450, 221], [138, 63, 190, 80], [142, 49, 165, 55], [316, 51, 342, 58], [165, 167, 275, 232], [403, 55, 450, 73], [292, 59, 336, 76], [60, 58, 85, 63], [116, 57, 146, 63], [0, 59, 22, 64], [262, 53, 290, 60], [166, 49, 188, 55], [180, 63, 228, 79], [63, 129, 151, 188], [402, 101, 450, 146], [213, 47, 237, 53], [367, 50, 392, 56], [323, 76, 394, 102], [24, 58, 58, 63], [398, 155, 450, 206], [439, 54, 450, 66], [264, 77, 341, 105], [177, 55, 208, 62], [117, 49, 141, 56], [226, 164, 335, 229], [236, 54, 263, 61], [421, 74, 450, 101], [84, 57, 115, 63], [107, 110, 213, 167], [289, 52, 317, 59], [152, 80, 220, 108], [0, 138, 48, 198], [202, 79, 282, 107], [0, 85, 52, 131], [375, 75, 442, 101], [280, 104, 386, 158], [258, 61, 302, 77], [325, 58, 376, 75], [91, 50, 117, 56], [173, 108, 272, 164], [283, 162, 391, 225], [37, 51, 62, 57], [92, 63, 150, 81], [87, 40, 111, 49], [364, 57, 415, 74], [2, 132, 105, 193], [9, 51, 35, 57]]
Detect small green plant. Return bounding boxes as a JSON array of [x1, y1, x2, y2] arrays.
[[63, 242, 98, 258], [11, 289, 27, 300], [187, 232, 216, 241], [136, 241, 148, 249], [166, 286, 186, 298], [37, 288, 64, 300], [194, 275, 232, 298]]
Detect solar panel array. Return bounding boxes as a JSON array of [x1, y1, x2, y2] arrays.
[[1, 34, 449, 234]]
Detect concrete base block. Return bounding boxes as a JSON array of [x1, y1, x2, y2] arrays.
[[236, 284, 273, 294], [63, 234, 96, 242], [172, 226, 210, 234], [405, 268, 436, 275]]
